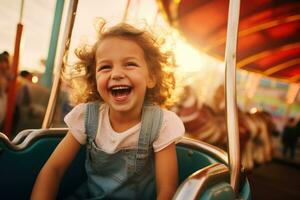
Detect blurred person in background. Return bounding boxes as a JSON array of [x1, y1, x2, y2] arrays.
[[295, 118, 300, 137], [282, 118, 298, 159], [294, 117, 300, 155], [12, 70, 32, 134], [12, 70, 50, 136], [0, 51, 10, 131]]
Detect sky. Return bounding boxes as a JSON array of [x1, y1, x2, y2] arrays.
[[0, 0, 166, 72], [0, 0, 55, 72]]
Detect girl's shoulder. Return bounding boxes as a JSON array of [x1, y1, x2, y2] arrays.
[[73, 102, 87, 109], [161, 109, 183, 126], [159, 108, 185, 137], [152, 109, 185, 152], [64, 103, 87, 128]]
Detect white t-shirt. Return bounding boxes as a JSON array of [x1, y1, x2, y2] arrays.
[[64, 103, 185, 153]]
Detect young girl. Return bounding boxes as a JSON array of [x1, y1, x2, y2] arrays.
[[31, 22, 184, 200]]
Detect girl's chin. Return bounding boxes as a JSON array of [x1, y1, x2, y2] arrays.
[[108, 100, 143, 114], [109, 105, 134, 114]]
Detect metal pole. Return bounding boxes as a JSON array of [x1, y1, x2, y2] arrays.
[[41, 0, 65, 88], [42, 0, 78, 128], [3, 0, 25, 137], [19, 0, 25, 23], [122, 0, 131, 22], [224, 0, 241, 194]]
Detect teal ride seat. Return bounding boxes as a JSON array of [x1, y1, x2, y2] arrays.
[[176, 145, 223, 184], [0, 129, 251, 200], [0, 129, 86, 200]]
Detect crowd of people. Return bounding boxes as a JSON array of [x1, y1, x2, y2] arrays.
[[0, 51, 51, 136]]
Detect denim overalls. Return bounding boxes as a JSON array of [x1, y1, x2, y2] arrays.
[[81, 101, 163, 199]]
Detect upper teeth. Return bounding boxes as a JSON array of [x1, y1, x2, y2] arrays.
[[111, 86, 130, 90]]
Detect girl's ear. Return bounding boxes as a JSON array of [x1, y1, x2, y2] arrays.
[[147, 75, 156, 89]]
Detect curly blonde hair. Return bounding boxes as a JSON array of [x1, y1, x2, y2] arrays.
[[65, 22, 176, 108]]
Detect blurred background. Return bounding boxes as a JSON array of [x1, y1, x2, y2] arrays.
[[0, 0, 300, 199]]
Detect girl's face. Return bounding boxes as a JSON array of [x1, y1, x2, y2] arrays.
[[95, 37, 155, 116]]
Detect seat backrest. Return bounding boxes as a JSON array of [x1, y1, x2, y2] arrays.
[[0, 132, 86, 200], [0, 130, 226, 200], [176, 145, 219, 183]]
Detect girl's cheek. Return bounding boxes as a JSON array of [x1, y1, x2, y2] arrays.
[[95, 72, 101, 79], [95, 74, 104, 84], [97, 77, 108, 91]]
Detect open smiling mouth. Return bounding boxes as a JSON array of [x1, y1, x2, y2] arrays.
[[109, 86, 133, 99]]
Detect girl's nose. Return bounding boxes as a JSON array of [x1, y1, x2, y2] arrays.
[[112, 74, 125, 81], [111, 68, 125, 81]]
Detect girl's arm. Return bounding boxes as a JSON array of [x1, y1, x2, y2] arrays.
[[155, 142, 178, 200], [31, 131, 81, 200]]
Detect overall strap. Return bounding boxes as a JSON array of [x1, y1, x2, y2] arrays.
[[136, 105, 163, 172], [85, 101, 101, 149]]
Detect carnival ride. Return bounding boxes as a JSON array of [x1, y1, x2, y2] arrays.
[[159, 0, 300, 81], [3, 0, 298, 199], [161, 0, 300, 170]]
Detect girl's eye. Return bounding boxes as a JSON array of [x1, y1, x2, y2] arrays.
[[125, 62, 138, 67], [98, 65, 111, 71]]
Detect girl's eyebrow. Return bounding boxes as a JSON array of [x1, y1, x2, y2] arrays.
[[96, 58, 111, 64], [123, 56, 139, 61], [96, 54, 143, 64]]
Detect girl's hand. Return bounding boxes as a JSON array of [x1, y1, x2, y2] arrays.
[[155, 142, 178, 200], [31, 132, 81, 200]]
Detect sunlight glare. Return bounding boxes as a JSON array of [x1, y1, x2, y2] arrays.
[[32, 75, 38, 83], [172, 32, 223, 73]]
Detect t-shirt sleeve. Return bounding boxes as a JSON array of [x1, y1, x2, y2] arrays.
[[153, 109, 185, 152], [64, 103, 87, 145]]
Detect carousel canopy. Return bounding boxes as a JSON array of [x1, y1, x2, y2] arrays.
[[159, 0, 300, 83]]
